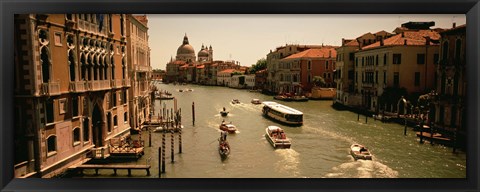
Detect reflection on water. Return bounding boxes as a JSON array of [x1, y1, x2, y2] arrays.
[[77, 83, 466, 178]]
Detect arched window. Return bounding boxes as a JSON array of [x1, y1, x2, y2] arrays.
[[107, 112, 112, 132], [111, 56, 115, 79], [455, 39, 462, 61], [442, 41, 449, 62], [93, 55, 98, 81], [83, 117, 90, 142], [41, 47, 50, 83], [122, 57, 126, 79], [68, 50, 76, 82], [80, 54, 86, 80], [99, 55, 104, 80], [104, 56, 109, 80], [73, 127, 81, 145], [46, 135, 57, 153], [113, 115, 118, 127], [87, 55, 93, 81]]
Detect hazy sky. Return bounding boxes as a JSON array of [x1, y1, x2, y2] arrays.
[[147, 14, 465, 70]]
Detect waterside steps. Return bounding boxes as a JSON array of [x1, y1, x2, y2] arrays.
[[74, 164, 151, 176]]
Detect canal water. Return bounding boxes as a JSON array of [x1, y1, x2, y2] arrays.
[[79, 83, 466, 178]]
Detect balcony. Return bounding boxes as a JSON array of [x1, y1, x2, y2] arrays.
[[91, 80, 112, 91], [69, 81, 87, 93], [90, 146, 110, 159], [40, 82, 61, 96], [134, 65, 151, 72], [122, 79, 131, 87]]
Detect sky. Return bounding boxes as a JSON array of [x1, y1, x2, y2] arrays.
[[147, 14, 465, 70]]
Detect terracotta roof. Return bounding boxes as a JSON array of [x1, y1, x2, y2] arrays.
[[362, 30, 440, 50], [344, 40, 359, 46], [282, 48, 337, 60], [170, 60, 186, 65], [374, 30, 391, 35], [218, 69, 241, 74], [211, 64, 218, 67], [180, 64, 189, 69], [196, 65, 205, 69]]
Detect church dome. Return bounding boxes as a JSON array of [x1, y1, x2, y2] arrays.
[[177, 44, 195, 55], [177, 34, 195, 55], [198, 49, 209, 57]]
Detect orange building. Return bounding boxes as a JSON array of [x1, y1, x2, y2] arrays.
[[14, 14, 132, 178], [280, 48, 337, 94]]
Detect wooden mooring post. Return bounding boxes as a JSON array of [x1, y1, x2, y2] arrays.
[[179, 124, 182, 154], [158, 147, 161, 178], [162, 132, 166, 173], [404, 118, 407, 136], [171, 129, 175, 162], [149, 130, 152, 147], [365, 114, 368, 124], [192, 102, 195, 125]]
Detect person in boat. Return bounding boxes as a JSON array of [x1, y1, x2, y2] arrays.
[[223, 107, 226, 111], [221, 119, 226, 126], [222, 131, 227, 141]]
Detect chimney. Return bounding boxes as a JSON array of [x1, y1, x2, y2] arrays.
[[342, 38, 345, 46], [425, 36, 431, 45], [404, 39, 407, 45], [380, 38, 384, 46], [329, 50, 332, 58], [453, 22, 456, 28], [401, 32, 405, 38]]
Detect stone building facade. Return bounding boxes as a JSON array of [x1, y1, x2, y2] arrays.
[[14, 14, 132, 178]]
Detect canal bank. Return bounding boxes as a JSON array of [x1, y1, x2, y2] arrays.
[[69, 83, 466, 178]]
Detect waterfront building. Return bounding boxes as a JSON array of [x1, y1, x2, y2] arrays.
[[266, 44, 335, 94], [14, 14, 131, 178], [126, 14, 152, 131], [431, 24, 466, 146], [354, 22, 441, 113], [279, 48, 337, 94], [151, 69, 165, 81], [230, 74, 255, 89], [335, 31, 394, 107], [255, 69, 268, 90]]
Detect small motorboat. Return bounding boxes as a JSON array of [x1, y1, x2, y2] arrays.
[[219, 121, 237, 134], [265, 126, 291, 149], [251, 99, 261, 105], [350, 144, 372, 160], [231, 99, 240, 104], [291, 95, 308, 102], [218, 131, 230, 158]]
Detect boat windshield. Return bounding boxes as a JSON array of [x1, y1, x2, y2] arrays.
[[285, 114, 303, 122]]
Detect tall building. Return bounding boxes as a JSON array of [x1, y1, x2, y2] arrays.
[[126, 14, 152, 132], [334, 31, 394, 107], [14, 14, 131, 178], [432, 24, 466, 147]]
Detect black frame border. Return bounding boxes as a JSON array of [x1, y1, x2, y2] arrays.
[[1, 0, 479, 192]]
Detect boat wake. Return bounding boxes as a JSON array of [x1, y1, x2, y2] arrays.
[[324, 159, 398, 178], [274, 149, 301, 177]]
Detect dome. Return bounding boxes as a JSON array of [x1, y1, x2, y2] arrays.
[[177, 44, 195, 55], [198, 49, 209, 57]]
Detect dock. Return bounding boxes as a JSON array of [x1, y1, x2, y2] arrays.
[[75, 164, 151, 176]]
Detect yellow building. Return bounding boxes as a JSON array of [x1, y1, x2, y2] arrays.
[[14, 14, 131, 178], [355, 27, 441, 113], [335, 31, 393, 107]]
